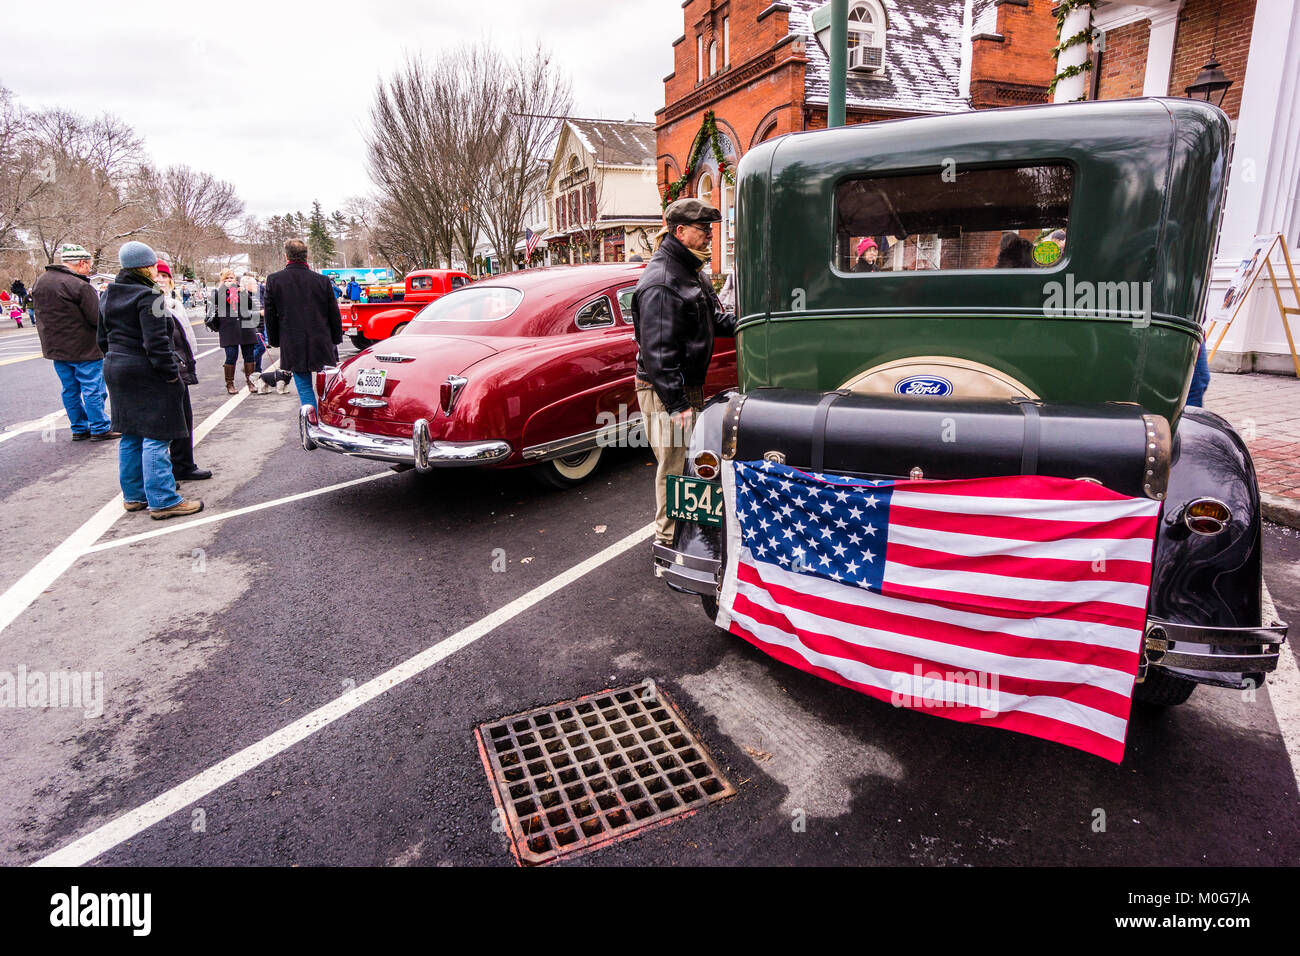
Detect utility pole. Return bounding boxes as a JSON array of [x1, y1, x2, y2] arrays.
[[829, 0, 848, 128]]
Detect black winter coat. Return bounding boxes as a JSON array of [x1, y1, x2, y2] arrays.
[[264, 262, 342, 374], [98, 271, 187, 441], [630, 234, 736, 415], [32, 264, 103, 362], [208, 283, 257, 347]]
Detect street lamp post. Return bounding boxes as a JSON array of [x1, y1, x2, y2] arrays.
[[828, 0, 848, 128]]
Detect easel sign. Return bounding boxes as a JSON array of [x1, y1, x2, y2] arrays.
[[1205, 232, 1300, 377]]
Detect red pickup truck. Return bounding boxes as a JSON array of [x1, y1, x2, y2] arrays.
[[340, 269, 473, 349]]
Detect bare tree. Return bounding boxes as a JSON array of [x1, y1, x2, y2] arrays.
[[481, 45, 572, 273], [143, 163, 243, 276], [18, 108, 155, 269]]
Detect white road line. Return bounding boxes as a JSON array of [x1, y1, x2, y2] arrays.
[[0, 409, 67, 445], [33, 521, 656, 867], [0, 370, 272, 636], [84, 472, 395, 554]]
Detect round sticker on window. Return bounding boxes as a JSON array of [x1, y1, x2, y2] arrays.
[[1033, 239, 1062, 266]]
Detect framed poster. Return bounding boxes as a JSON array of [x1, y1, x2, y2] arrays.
[[1207, 234, 1275, 326]]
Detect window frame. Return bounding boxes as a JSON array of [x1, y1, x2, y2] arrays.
[[615, 285, 638, 324], [573, 294, 616, 331], [829, 160, 1077, 278]]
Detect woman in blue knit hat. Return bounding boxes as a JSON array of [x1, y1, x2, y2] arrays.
[[97, 241, 203, 520]]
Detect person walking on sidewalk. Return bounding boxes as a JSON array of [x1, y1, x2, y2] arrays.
[[99, 242, 202, 520], [208, 267, 257, 394], [264, 239, 342, 410], [243, 274, 267, 389], [156, 260, 211, 481], [31, 243, 120, 442], [630, 198, 736, 545]]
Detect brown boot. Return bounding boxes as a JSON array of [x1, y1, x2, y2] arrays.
[[223, 364, 238, 394], [150, 499, 204, 520], [244, 362, 258, 393]]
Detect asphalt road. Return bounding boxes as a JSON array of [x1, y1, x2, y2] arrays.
[[1, 325, 1297, 866]]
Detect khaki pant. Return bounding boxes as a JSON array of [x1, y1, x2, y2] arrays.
[[637, 384, 704, 545]]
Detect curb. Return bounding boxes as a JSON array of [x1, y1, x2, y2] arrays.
[[1262, 492, 1300, 530]]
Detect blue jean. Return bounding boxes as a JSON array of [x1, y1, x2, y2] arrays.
[[293, 372, 318, 409], [1187, 343, 1210, 407], [252, 337, 266, 371], [224, 343, 256, 365], [119, 435, 184, 510], [52, 359, 111, 435]]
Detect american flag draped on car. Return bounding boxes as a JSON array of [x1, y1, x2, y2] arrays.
[[717, 460, 1162, 762], [524, 228, 540, 259]]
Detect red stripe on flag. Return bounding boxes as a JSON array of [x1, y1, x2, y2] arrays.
[[888, 505, 1159, 544], [733, 589, 1135, 720], [727, 616, 1128, 763], [888, 474, 1146, 502], [885, 540, 1156, 587], [739, 561, 1140, 674], [878, 578, 1148, 630]]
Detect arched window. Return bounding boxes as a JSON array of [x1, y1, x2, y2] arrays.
[[709, 42, 717, 76], [847, 1, 886, 58], [697, 171, 714, 205]]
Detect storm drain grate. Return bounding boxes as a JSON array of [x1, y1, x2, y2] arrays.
[[475, 682, 735, 866]]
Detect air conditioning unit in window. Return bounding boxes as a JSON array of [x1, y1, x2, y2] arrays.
[[848, 44, 884, 74]]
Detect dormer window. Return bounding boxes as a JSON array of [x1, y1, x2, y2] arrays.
[[811, 0, 887, 75]]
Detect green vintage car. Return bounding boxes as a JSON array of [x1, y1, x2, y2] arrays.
[[653, 97, 1287, 706]]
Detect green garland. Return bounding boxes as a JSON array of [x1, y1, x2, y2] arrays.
[[1048, 0, 1097, 101], [661, 110, 736, 209]]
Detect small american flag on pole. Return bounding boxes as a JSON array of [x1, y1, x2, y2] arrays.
[[524, 228, 540, 259], [717, 460, 1162, 762]]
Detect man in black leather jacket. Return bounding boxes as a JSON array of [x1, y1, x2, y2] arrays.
[[631, 198, 736, 544]]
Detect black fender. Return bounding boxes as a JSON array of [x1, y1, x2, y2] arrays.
[[1150, 408, 1261, 628]]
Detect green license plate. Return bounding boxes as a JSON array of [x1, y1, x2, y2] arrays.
[[666, 474, 724, 527]]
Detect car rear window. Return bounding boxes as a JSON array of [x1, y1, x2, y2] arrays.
[[409, 275, 434, 291], [835, 163, 1073, 273], [408, 287, 523, 326]]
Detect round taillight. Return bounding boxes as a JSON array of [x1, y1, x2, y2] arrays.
[[1184, 498, 1231, 535], [693, 450, 720, 480]]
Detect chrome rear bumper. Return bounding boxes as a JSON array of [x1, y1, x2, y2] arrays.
[[1143, 618, 1288, 684], [652, 542, 721, 596], [299, 405, 511, 471]]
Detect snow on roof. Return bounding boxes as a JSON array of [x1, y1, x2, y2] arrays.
[[971, 0, 999, 35], [788, 0, 970, 115], [564, 118, 656, 167]]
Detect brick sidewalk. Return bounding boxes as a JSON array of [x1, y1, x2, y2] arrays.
[[1203, 372, 1300, 502]]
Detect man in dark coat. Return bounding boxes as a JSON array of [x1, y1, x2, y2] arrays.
[[630, 198, 736, 545], [264, 238, 343, 409], [31, 243, 120, 441]]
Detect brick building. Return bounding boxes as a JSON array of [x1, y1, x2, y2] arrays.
[[1074, 0, 1300, 374], [544, 118, 662, 265], [655, 0, 1060, 276]]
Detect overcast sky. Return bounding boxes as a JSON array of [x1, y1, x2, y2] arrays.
[[4, 0, 683, 219]]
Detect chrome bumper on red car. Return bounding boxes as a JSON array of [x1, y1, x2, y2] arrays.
[[299, 406, 511, 470]]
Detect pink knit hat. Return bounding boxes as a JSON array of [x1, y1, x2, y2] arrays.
[[857, 237, 878, 255]]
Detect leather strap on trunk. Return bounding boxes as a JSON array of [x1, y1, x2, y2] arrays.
[[811, 390, 850, 473], [1013, 398, 1041, 475]]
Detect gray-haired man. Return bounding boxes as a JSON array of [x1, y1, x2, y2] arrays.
[[32, 243, 119, 441]]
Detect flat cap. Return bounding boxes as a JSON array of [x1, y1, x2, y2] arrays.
[[665, 197, 722, 226]]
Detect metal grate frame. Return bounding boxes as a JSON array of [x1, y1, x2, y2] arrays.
[[475, 683, 735, 865]]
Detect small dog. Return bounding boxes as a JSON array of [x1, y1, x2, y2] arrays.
[[254, 369, 294, 394]]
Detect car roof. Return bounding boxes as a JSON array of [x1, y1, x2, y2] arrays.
[[471, 264, 645, 296]]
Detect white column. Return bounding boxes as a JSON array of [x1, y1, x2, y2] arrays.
[[1054, 5, 1094, 102], [1209, 0, 1300, 372], [1142, 8, 1179, 95]]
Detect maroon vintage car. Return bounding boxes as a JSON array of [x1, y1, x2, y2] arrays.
[[299, 264, 737, 487]]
